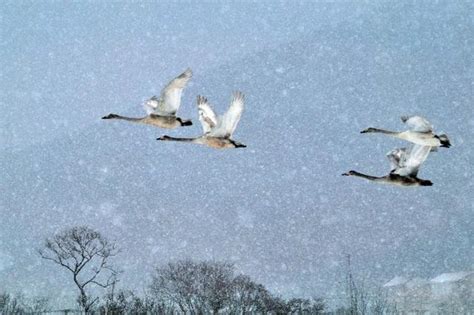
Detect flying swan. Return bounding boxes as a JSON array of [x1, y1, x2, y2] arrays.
[[157, 91, 246, 149], [342, 144, 434, 186], [102, 68, 193, 129], [361, 116, 450, 148]]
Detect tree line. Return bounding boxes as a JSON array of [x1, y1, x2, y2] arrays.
[[2, 226, 327, 314], [2, 226, 398, 314]]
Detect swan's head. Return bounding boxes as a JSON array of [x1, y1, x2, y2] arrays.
[[341, 170, 357, 176], [157, 135, 172, 141], [360, 127, 376, 134], [102, 113, 119, 119], [436, 134, 451, 148]]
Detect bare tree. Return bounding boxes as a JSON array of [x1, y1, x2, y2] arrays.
[[370, 288, 389, 315], [198, 261, 235, 314], [345, 254, 358, 315], [260, 294, 290, 314], [229, 274, 268, 313], [149, 259, 327, 314], [0, 292, 50, 314], [286, 297, 325, 314], [287, 298, 309, 313], [150, 260, 201, 313], [149, 260, 235, 314], [0, 292, 24, 314], [98, 288, 160, 315], [38, 226, 119, 313]]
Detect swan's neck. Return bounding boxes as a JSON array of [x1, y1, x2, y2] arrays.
[[349, 171, 384, 182], [159, 136, 198, 143], [105, 114, 144, 123], [367, 128, 399, 136]]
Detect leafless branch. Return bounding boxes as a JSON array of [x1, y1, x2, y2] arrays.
[[38, 225, 119, 313]]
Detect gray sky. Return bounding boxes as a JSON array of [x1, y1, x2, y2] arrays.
[[1, 1, 472, 308]]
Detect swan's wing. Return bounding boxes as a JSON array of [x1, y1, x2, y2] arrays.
[[155, 68, 193, 115], [144, 96, 160, 115], [386, 148, 408, 172], [393, 144, 431, 177], [401, 116, 433, 133], [197, 95, 218, 134], [209, 91, 244, 138]]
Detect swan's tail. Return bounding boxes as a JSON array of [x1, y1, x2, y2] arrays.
[[180, 119, 193, 126], [437, 134, 451, 148], [419, 179, 433, 186]]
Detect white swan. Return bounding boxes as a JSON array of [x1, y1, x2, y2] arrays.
[[157, 92, 246, 149], [342, 144, 433, 186], [102, 68, 193, 129], [361, 116, 451, 148]]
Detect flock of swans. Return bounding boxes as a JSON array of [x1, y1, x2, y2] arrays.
[[102, 68, 246, 149], [343, 116, 451, 186], [102, 68, 451, 187]]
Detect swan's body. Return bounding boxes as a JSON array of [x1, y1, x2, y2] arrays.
[[157, 92, 246, 149], [342, 144, 434, 187], [361, 116, 450, 148], [102, 68, 193, 129], [102, 113, 191, 129]]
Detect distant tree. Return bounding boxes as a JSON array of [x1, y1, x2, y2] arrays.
[[0, 292, 50, 314], [150, 260, 234, 314], [25, 296, 50, 314], [199, 261, 235, 314], [150, 260, 199, 313], [369, 288, 389, 315], [286, 297, 325, 314], [287, 297, 309, 313], [337, 254, 395, 315], [98, 287, 160, 315], [100, 286, 129, 314], [38, 226, 119, 313], [261, 295, 290, 314], [345, 254, 358, 314], [229, 274, 269, 313], [149, 259, 326, 314], [0, 292, 23, 314]]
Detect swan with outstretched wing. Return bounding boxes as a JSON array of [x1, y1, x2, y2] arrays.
[[342, 144, 433, 187], [361, 115, 450, 148], [391, 144, 432, 178], [158, 91, 246, 149], [102, 68, 193, 129]]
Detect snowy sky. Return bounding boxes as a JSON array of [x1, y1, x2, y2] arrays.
[[1, 1, 472, 307]]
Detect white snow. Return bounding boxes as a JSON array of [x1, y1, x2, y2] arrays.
[[383, 276, 409, 287], [430, 271, 474, 283]]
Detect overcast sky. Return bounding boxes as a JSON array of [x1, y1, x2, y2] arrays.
[[1, 1, 472, 308]]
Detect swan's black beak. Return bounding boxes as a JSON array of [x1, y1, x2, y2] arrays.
[[342, 170, 356, 176]]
